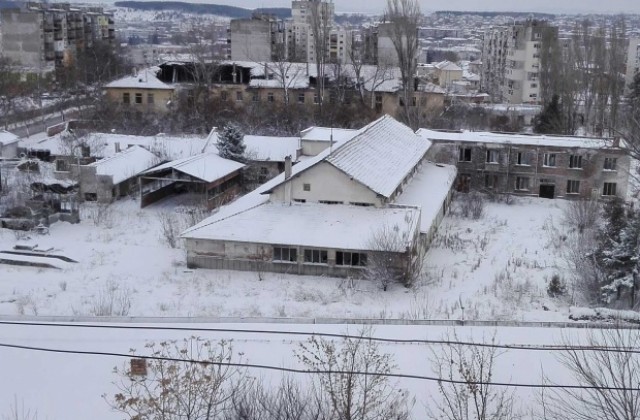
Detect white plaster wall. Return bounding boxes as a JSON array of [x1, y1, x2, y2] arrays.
[[271, 161, 382, 206], [300, 140, 330, 156]]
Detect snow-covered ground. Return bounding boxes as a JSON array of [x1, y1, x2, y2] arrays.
[[0, 193, 575, 321]]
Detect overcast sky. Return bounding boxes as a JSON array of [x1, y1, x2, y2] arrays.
[[215, 0, 640, 15]]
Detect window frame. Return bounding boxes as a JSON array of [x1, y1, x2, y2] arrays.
[[516, 151, 530, 166], [566, 179, 580, 194], [272, 246, 297, 263], [303, 183, 311, 191], [147, 93, 154, 105], [135, 93, 143, 104], [542, 153, 557, 167], [122, 92, 130, 104], [336, 251, 368, 267], [486, 149, 499, 163], [568, 154, 583, 169], [515, 176, 530, 191], [298, 93, 305, 104], [604, 157, 617, 171], [603, 182, 617, 196], [459, 147, 472, 162], [303, 249, 328, 264]]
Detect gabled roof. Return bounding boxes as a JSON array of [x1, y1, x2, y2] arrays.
[[88, 145, 159, 184], [325, 115, 431, 198], [243, 135, 300, 162], [435, 60, 462, 71], [299, 127, 359, 143], [0, 130, 19, 146], [263, 115, 431, 199], [105, 68, 174, 90], [141, 153, 244, 183]]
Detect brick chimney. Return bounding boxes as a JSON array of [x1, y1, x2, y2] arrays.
[[284, 155, 292, 179]]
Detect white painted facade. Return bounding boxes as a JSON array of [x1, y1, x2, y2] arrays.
[[270, 161, 382, 206]]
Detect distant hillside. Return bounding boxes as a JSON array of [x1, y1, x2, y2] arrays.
[[435, 10, 555, 19], [113, 1, 291, 19]]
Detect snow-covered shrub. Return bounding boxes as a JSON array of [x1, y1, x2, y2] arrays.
[[457, 192, 485, 220], [547, 274, 567, 298], [562, 198, 601, 233], [90, 280, 132, 316]]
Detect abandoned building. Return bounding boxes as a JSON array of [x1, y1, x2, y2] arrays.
[[419, 129, 630, 200], [182, 115, 457, 278], [0, 131, 19, 159]]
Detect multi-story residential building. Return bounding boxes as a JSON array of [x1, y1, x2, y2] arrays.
[[291, 0, 334, 62], [421, 128, 629, 200], [0, 1, 115, 73], [230, 13, 287, 62], [626, 38, 640, 90], [481, 20, 556, 104]]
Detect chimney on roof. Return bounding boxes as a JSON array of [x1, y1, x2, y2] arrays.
[[284, 155, 292, 179], [115, 142, 120, 153], [613, 136, 620, 148]]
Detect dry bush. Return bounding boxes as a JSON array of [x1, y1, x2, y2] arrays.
[[457, 192, 486, 220], [157, 211, 181, 248], [90, 280, 132, 316], [562, 199, 601, 233]]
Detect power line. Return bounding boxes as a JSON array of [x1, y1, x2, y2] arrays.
[[1, 320, 639, 354], [1, 341, 640, 391]]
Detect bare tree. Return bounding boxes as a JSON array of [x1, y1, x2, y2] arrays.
[[309, 0, 333, 114], [366, 223, 424, 290], [106, 337, 249, 420], [428, 332, 518, 420], [296, 328, 413, 420], [542, 328, 640, 420], [384, 0, 421, 127], [562, 199, 601, 234]]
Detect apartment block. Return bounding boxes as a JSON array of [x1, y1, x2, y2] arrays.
[[0, 1, 115, 73], [626, 38, 640, 90], [481, 20, 556, 104], [230, 13, 287, 62]]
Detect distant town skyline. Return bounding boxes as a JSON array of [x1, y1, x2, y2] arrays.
[[213, 0, 640, 15]]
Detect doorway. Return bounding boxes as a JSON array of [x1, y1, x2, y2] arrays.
[[539, 184, 555, 199]]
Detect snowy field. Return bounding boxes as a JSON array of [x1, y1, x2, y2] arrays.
[[0, 194, 576, 321]]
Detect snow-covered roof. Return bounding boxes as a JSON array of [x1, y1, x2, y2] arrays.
[[478, 104, 541, 115], [105, 68, 174, 90], [141, 153, 244, 183], [182, 201, 420, 252], [435, 60, 462, 71], [325, 115, 431, 198], [300, 127, 359, 143], [25, 132, 209, 161], [88, 145, 159, 185], [417, 128, 616, 149], [0, 130, 18, 146], [243, 135, 300, 162], [396, 162, 458, 232]]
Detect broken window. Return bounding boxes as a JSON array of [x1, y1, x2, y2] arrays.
[[543, 153, 556, 167], [603, 182, 617, 196], [122, 92, 130, 104], [304, 249, 328, 264], [298, 93, 305, 104], [459, 148, 472, 162], [569, 155, 582, 169], [273, 246, 297, 262], [147, 93, 154, 104], [515, 176, 529, 191], [516, 151, 529, 165], [566, 180, 580, 194], [267, 92, 274, 102], [604, 157, 617, 171], [135, 93, 142, 104], [252, 92, 260, 102], [220, 91, 228, 101], [485, 174, 499, 189], [236, 91, 243, 101], [486, 149, 499, 163], [336, 251, 367, 267]]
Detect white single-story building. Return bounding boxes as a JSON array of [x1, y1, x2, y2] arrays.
[[0, 130, 19, 159]]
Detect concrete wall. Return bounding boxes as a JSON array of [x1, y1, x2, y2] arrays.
[[427, 140, 630, 200], [1, 10, 42, 68], [300, 139, 331, 156], [270, 161, 382, 206], [185, 238, 401, 279], [0, 142, 18, 159], [230, 19, 273, 62], [106, 87, 174, 112]]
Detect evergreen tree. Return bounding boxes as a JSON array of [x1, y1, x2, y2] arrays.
[[534, 94, 565, 134], [217, 123, 246, 163]]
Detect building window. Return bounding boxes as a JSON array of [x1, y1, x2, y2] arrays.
[[267, 92, 274, 102], [273, 246, 297, 262], [147, 93, 154, 104], [135, 93, 143, 104], [543, 153, 556, 167], [298, 93, 305, 104], [304, 249, 328, 264], [258, 167, 269, 183], [252, 92, 260, 102], [319, 200, 342, 205], [293, 198, 306, 203], [485, 174, 498, 189], [604, 157, 617, 171], [313, 94, 319, 104], [459, 147, 472, 162], [486, 149, 499, 163], [350, 202, 373, 207], [566, 180, 580, 194], [220, 91, 228, 101], [516, 151, 529, 165], [569, 155, 582, 169], [336, 251, 367, 267], [515, 176, 529, 191], [303, 183, 311, 191], [603, 182, 617, 196], [236, 91, 243, 101], [123, 92, 130, 104]]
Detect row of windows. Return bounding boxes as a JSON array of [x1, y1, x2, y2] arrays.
[[122, 92, 154, 105], [273, 247, 367, 266], [459, 148, 618, 170], [220, 91, 352, 105], [511, 176, 617, 196]]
